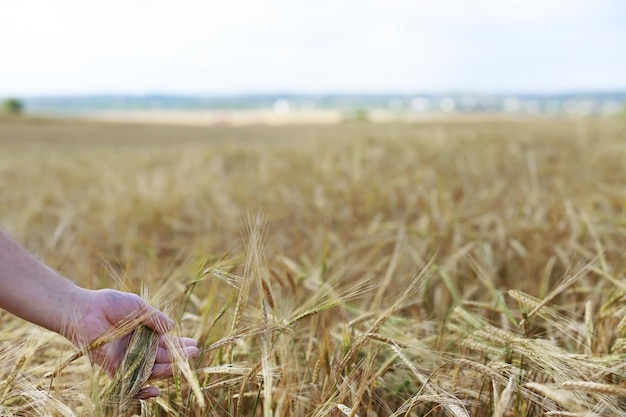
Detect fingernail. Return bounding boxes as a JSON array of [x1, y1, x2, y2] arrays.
[[188, 347, 200, 358]]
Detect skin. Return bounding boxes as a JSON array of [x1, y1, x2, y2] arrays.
[[0, 228, 199, 399]]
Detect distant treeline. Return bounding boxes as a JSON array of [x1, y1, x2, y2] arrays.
[[6, 92, 626, 115]]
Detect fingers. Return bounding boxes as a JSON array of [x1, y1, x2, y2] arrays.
[[150, 363, 175, 379], [100, 290, 174, 334], [155, 343, 200, 363], [140, 304, 175, 333], [149, 337, 200, 380], [138, 386, 161, 399], [158, 336, 197, 348]]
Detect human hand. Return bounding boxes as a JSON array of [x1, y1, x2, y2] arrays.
[[64, 289, 199, 399]]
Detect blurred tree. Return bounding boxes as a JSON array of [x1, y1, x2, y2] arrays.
[[2, 98, 23, 115]]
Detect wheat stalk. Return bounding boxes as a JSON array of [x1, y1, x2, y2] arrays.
[[101, 325, 159, 416]]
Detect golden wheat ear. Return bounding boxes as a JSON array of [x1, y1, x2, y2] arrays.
[[101, 325, 159, 416], [47, 314, 146, 384]]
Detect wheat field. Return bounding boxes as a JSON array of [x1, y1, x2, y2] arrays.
[[1, 116, 625, 416]]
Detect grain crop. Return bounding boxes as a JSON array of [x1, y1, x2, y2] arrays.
[[0, 115, 625, 416]]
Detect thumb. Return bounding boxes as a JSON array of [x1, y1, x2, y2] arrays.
[[140, 303, 174, 333]]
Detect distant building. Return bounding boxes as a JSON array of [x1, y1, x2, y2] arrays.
[[273, 99, 291, 113], [410, 97, 432, 112], [439, 97, 456, 113]]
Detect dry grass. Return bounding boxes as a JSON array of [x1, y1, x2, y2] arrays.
[[0, 116, 625, 416]]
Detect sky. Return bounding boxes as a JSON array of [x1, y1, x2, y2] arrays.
[[1, 0, 625, 96]]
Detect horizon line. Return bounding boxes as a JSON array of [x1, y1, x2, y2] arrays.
[[5, 89, 626, 99]]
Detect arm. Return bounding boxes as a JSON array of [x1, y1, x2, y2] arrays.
[[0, 227, 80, 334], [0, 228, 198, 398]]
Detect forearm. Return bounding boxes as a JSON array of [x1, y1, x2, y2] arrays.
[[0, 228, 87, 335]]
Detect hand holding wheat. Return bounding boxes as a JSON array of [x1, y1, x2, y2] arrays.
[[0, 228, 199, 400], [67, 289, 199, 399]]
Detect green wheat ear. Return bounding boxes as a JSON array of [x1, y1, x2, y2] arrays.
[[102, 325, 159, 416]]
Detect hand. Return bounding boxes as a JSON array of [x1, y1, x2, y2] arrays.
[[65, 289, 199, 399]]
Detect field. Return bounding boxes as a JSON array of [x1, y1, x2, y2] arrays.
[[1, 115, 625, 416]]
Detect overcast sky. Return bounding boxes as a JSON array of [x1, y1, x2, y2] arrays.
[[1, 0, 625, 96]]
